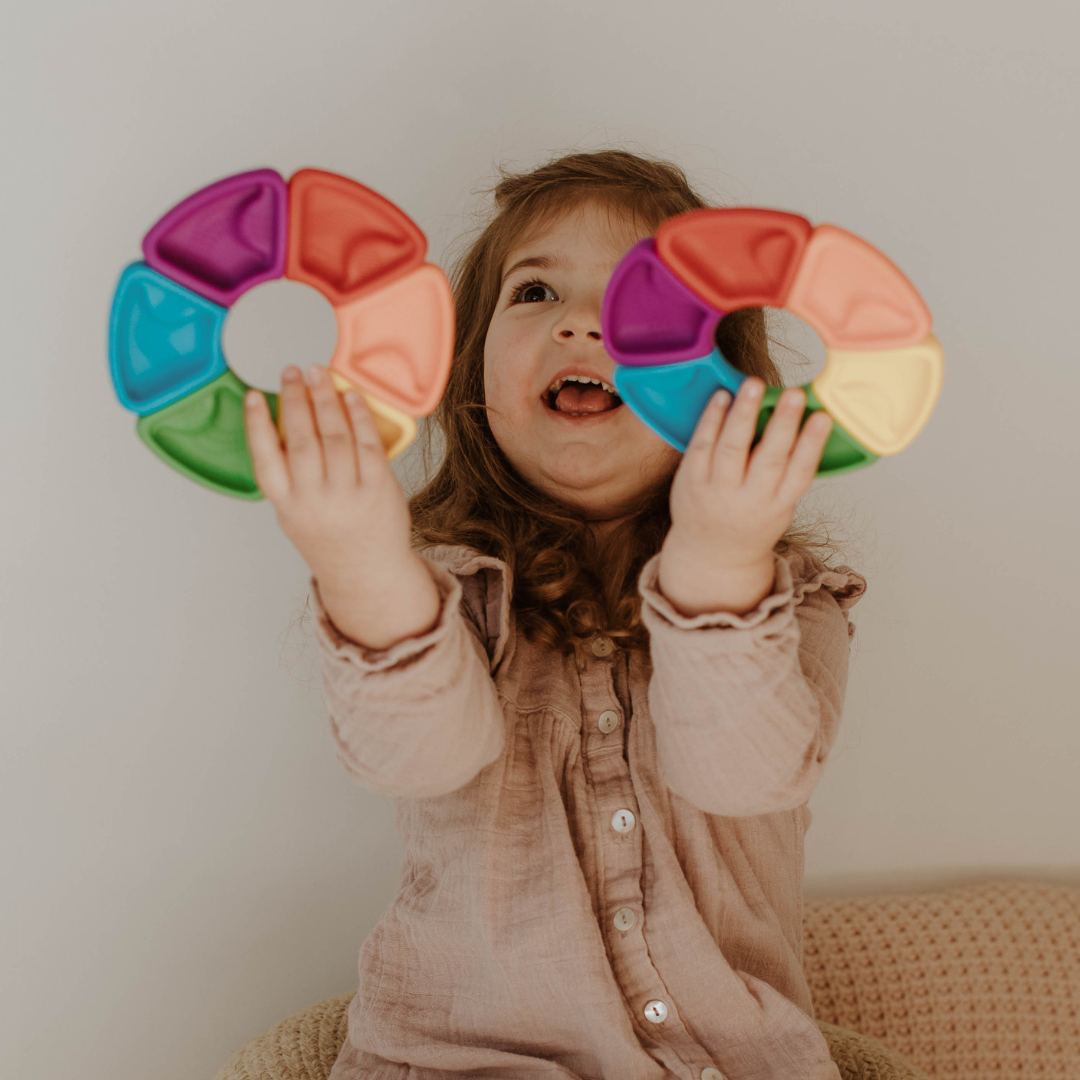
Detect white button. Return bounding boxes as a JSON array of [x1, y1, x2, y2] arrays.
[[611, 808, 636, 833], [643, 999, 668, 1023], [613, 907, 635, 931], [598, 710, 619, 733], [591, 636, 614, 657], [701, 1070, 727, 1080]]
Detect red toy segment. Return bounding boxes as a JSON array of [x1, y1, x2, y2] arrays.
[[655, 208, 813, 310], [285, 169, 426, 306], [786, 225, 932, 350]]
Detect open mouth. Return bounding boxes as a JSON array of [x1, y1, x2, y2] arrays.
[[543, 375, 624, 417]]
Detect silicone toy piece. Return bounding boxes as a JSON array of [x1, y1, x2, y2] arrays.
[[601, 238, 721, 365], [605, 207, 943, 476], [108, 167, 454, 499]]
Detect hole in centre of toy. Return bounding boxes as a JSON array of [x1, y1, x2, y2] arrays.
[[222, 279, 338, 392], [763, 308, 827, 387]]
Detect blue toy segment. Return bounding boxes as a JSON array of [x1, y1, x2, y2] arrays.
[[613, 348, 747, 452], [108, 262, 228, 416]]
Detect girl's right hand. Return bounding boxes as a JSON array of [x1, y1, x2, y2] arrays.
[[244, 365, 440, 649]]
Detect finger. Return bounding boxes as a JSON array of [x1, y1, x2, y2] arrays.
[[710, 376, 764, 487], [244, 390, 291, 502], [683, 389, 731, 483], [776, 410, 834, 505], [305, 366, 358, 489], [279, 366, 326, 489], [342, 390, 392, 482], [745, 386, 807, 494]]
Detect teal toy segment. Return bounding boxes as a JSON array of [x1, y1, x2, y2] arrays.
[[108, 262, 228, 416], [613, 348, 747, 451]]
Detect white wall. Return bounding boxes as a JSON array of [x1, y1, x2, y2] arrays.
[[3, 1, 1078, 1077]]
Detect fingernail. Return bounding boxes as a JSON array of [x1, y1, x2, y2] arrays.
[[283, 366, 300, 381], [305, 365, 322, 386], [245, 391, 259, 408]]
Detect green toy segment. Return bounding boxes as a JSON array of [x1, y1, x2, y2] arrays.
[[136, 369, 278, 500], [754, 384, 878, 477]]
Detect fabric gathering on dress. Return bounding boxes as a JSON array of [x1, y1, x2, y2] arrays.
[[309, 541, 868, 1080]]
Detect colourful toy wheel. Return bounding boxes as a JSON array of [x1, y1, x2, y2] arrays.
[[602, 207, 943, 476], [108, 168, 454, 499]]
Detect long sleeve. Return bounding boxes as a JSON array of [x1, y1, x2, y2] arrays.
[[309, 555, 506, 799], [638, 547, 867, 817]]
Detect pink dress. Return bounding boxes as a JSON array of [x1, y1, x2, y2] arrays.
[[311, 542, 868, 1080]]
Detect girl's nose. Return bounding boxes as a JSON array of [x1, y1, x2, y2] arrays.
[[558, 328, 603, 340]]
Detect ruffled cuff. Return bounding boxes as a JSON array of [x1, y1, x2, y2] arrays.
[[637, 550, 796, 631], [309, 558, 463, 675]]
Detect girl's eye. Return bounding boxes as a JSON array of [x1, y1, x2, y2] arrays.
[[509, 278, 557, 304]]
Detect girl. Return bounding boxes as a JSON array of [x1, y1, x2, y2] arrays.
[[244, 150, 868, 1080]]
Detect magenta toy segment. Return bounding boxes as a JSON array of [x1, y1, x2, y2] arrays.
[[600, 238, 722, 366], [142, 168, 288, 307]]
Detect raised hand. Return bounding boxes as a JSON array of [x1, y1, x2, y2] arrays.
[[244, 365, 439, 649], [657, 377, 833, 618]]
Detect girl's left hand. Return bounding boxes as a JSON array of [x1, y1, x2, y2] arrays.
[[659, 377, 833, 604]]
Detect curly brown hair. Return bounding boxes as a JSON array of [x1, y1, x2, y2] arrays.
[[409, 148, 850, 655]]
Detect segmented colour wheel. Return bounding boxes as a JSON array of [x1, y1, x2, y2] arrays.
[[601, 209, 944, 477], [108, 168, 454, 499]]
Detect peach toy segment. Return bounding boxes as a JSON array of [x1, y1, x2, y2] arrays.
[[325, 371, 417, 460], [786, 224, 932, 350], [328, 262, 454, 417], [654, 208, 813, 310], [285, 169, 427, 306], [811, 334, 944, 456], [142, 168, 288, 308]]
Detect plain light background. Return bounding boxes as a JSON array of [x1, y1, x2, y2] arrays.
[[3, 1, 1078, 1077]]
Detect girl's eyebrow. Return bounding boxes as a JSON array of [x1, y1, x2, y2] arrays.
[[500, 253, 568, 287]]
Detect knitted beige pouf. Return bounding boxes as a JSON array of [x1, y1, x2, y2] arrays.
[[803, 878, 1080, 1080], [211, 991, 928, 1080]]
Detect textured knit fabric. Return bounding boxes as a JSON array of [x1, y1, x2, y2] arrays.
[[803, 879, 1080, 1079], [210, 992, 931, 1080], [309, 542, 868, 1080]]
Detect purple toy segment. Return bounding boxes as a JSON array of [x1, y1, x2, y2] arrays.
[[142, 169, 288, 307], [601, 238, 722, 366]]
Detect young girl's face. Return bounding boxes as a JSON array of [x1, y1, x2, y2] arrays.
[[484, 200, 682, 521]]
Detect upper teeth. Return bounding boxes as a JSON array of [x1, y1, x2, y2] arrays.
[[547, 375, 617, 395]]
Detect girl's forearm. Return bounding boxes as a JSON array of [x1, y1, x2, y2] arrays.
[[316, 552, 442, 651]]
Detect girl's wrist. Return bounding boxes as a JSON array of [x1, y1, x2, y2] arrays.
[[656, 536, 776, 619], [316, 551, 442, 651]]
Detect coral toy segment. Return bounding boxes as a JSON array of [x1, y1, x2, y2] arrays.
[[655, 208, 813, 310], [286, 169, 427, 306], [786, 225, 932, 350], [328, 263, 454, 417], [136, 369, 277, 499], [600, 238, 722, 366], [109, 262, 228, 416], [142, 169, 288, 307], [812, 334, 944, 456]]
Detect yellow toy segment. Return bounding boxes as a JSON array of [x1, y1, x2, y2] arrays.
[[327, 370, 417, 460], [811, 334, 944, 456]]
